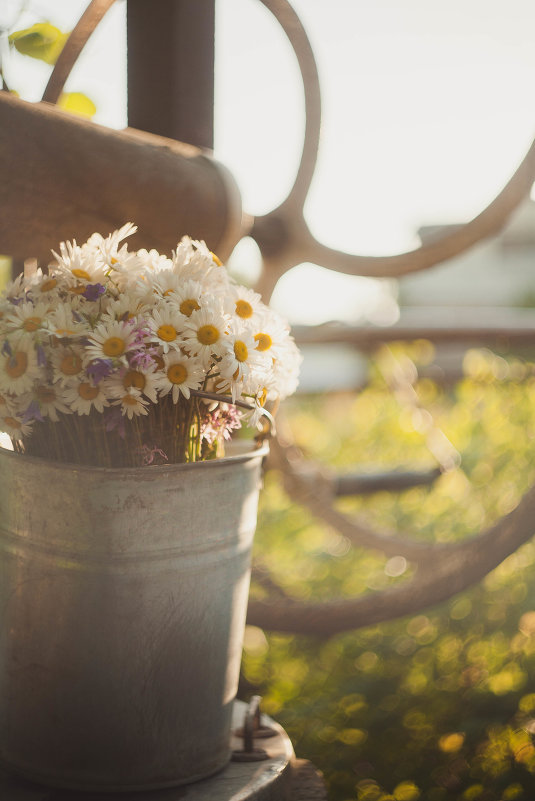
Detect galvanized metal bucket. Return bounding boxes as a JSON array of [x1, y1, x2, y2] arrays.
[[0, 440, 268, 791]]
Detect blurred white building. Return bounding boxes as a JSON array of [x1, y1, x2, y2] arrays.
[[399, 198, 535, 309]]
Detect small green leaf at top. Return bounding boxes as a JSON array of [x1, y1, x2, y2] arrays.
[[9, 23, 68, 65]]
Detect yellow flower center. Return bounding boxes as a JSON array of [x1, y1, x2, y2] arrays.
[[123, 370, 146, 391], [55, 328, 76, 337], [5, 352, 27, 378], [258, 387, 268, 406], [157, 324, 177, 343], [197, 324, 219, 346], [167, 363, 188, 384], [254, 332, 272, 352], [36, 385, 56, 404], [103, 337, 125, 357], [163, 289, 175, 297], [79, 382, 99, 400], [70, 284, 87, 295], [123, 394, 139, 406], [71, 268, 91, 281], [210, 252, 222, 266], [235, 300, 253, 319], [4, 416, 21, 429], [40, 278, 57, 292], [60, 353, 82, 376], [23, 316, 42, 332], [234, 340, 248, 362], [180, 298, 200, 317]]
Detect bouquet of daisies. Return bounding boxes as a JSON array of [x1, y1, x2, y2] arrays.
[[0, 224, 301, 467]]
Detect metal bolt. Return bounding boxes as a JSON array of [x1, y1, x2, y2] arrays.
[[231, 695, 272, 762]]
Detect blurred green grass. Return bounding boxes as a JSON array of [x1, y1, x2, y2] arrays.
[[244, 344, 535, 800]]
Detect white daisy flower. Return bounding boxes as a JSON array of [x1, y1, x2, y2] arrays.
[[86, 223, 142, 280], [137, 248, 173, 274], [20, 382, 70, 422], [28, 268, 67, 298], [0, 413, 33, 441], [85, 222, 137, 251], [225, 284, 262, 322], [128, 275, 155, 308], [0, 299, 12, 327], [238, 375, 278, 428], [100, 293, 148, 324], [52, 239, 108, 287], [50, 343, 86, 385], [86, 319, 138, 363], [48, 303, 90, 340], [62, 379, 109, 415], [112, 387, 150, 419], [4, 301, 53, 346], [271, 337, 302, 399], [219, 324, 266, 390], [181, 304, 228, 367], [150, 270, 189, 302], [172, 237, 228, 290], [0, 390, 14, 416], [154, 351, 204, 402], [251, 309, 292, 360], [104, 364, 159, 404], [1, 273, 26, 305], [146, 304, 184, 353], [164, 278, 206, 319], [0, 341, 41, 395]]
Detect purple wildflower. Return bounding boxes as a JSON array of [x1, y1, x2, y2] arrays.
[[133, 325, 150, 343], [82, 283, 106, 302], [72, 310, 83, 323], [86, 358, 114, 383], [103, 407, 126, 439], [127, 325, 159, 371], [2, 341, 12, 358], [22, 400, 44, 423], [7, 296, 23, 306], [36, 344, 47, 366], [129, 346, 159, 371], [138, 444, 169, 466], [201, 403, 242, 445]]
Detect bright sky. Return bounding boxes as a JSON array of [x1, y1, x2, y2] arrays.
[[3, 0, 535, 323]]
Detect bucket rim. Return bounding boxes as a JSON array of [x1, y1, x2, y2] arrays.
[[0, 438, 269, 476]]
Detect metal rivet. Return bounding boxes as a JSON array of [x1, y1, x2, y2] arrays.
[[232, 695, 271, 762]]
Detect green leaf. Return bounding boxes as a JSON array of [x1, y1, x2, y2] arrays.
[[58, 92, 97, 119], [9, 23, 68, 65]]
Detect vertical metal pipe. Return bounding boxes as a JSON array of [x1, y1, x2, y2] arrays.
[[127, 0, 215, 149]]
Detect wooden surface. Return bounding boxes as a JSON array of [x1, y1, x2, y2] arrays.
[[0, 758, 327, 800], [289, 759, 328, 800], [0, 93, 243, 264]]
